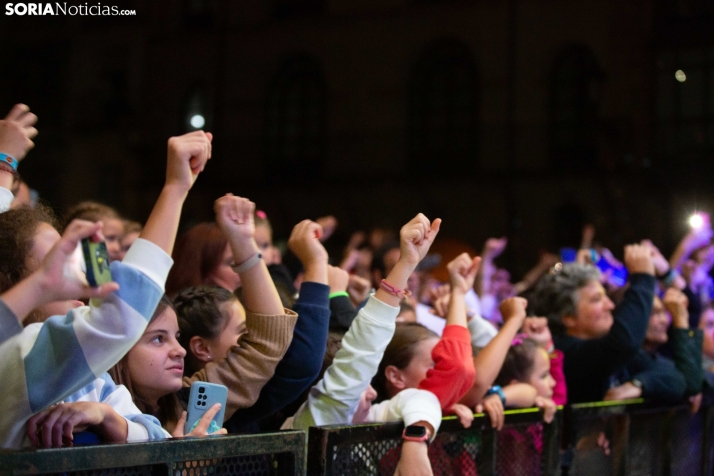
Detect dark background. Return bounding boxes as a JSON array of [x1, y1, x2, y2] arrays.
[[1, 0, 712, 276]]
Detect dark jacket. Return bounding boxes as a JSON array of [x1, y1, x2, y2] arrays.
[[555, 274, 656, 403]]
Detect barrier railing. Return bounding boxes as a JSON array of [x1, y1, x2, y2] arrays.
[[0, 430, 305, 476], [307, 408, 564, 476], [1, 402, 711, 476], [307, 401, 713, 476], [564, 400, 711, 476]]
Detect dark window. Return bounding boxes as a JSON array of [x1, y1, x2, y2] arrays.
[[265, 54, 327, 182], [182, 0, 213, 28], [655, 47, 714, 162], [408, 39, 479, 176], [550, 46, 603, 170], [274, 0, 324, 19]]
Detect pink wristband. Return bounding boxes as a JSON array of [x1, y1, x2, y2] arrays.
[[379, 279, 412, 299]]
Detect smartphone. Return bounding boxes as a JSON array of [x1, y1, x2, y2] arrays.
[[81, 239, 112, 287], [185, 382, 227, 435]]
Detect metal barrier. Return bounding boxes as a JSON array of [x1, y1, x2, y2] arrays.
[[307, 402, 713, 476], [307, 408, 563, 476], [564, 400, 711, 476], [1, 403, 711, 476], [0, 430, 305, 476]]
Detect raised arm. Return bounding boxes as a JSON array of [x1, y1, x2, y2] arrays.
[[214, 194, 283, 315], [663, 288, 703, 397], [139, 131, 211, 256], [0, 104, 37, 205], [287, 214, 441, 429], [474, 237, 506, 297], [223, 220, 331, 432], [418, 253, 480, 410], [446, 253, 481, 328], [460, 297, 527, 407]]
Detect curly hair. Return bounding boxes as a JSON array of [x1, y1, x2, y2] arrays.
[[173, 285, 239, 376], [0, 204, 59, 293], [529, 263, 601, 334]]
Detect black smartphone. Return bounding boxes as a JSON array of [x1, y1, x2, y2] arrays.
[[81, 238, 112, 287]]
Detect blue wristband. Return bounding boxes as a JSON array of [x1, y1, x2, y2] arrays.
[[485, 385, 506, 406], [0, 153, 18, 171]]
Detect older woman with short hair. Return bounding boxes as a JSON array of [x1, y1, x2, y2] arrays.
[[531, 245, 656, 403]]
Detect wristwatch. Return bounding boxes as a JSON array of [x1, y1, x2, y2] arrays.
[[485, 385, 507, 406], [402, 425, 430, 444]]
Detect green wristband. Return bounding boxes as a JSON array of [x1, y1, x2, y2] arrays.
[[329, 291, 349, 299]]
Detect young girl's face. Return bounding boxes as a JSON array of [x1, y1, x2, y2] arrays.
[[103, 218, 125, 262], [205, 299, 247, 363], [392, 337, 439, 394], [127, 307, 187, 406], [527, 348, 556, 398]]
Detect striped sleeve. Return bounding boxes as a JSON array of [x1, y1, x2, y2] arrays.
[[22, 258, 165, 412]]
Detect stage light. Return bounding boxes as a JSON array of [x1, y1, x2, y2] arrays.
[[190, 114, 205, 129], [689, 213, 704, 229]]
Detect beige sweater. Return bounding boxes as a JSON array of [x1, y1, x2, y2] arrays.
[[183, 308, 298, 418]]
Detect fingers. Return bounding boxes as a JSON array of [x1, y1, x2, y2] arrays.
[[5, 103, 30, 121], [172, 411, 188, 438], [83, 282, 120, 298], [59, 220, 103, 253], [215, 194, 253, 222], [27, 408, 51, 446], [425, 218, 441, 245], [327, 265, 349, 292], [189, 403, 222, 436], [447, 253, 472, 275], [450, 404, 474, 429], [485, 400, 504, 430]]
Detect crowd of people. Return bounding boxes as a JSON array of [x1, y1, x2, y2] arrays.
[[0, 103, 712, 475]]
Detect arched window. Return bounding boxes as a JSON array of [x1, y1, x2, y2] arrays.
[[265, 54, 327, 182], [408, 39, 479, 176], [550, 46, 603, 170]]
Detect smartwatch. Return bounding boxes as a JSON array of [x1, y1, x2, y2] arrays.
[[402, 425, 430, 444], [485, 385, 507, 406]]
